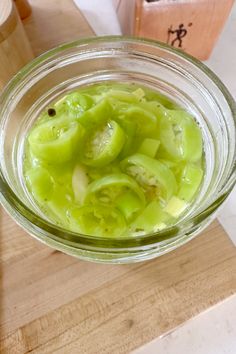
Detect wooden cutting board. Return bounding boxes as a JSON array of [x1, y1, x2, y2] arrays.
[[1, 1, 236, 353]]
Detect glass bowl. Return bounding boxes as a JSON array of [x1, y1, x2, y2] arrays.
[[0, 37, 235, 263]]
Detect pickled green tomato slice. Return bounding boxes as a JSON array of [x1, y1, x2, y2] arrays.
[[84, 173, 146, 207], [164, 196, 188, 218], [164, 164, 204, 217], [78, 98, 112, 128], [158, 159, 177, 169], [176, 114, 202, 162], [115, 119, 137, 159], [141, 87, 179, 109], [81, 120, 125, 167], [72, 164, 89, 204], [116, 191, 144, 220], [121, 154, 177, 202], [138, 138, 160, 158], [44, 165, 74, 224], [132, 88, 145, 100], [109, 94, 158, 136], [105, 89, 141, 104], [25, 167, 54, 203], [178, 164, 203, 201], [54, 92, 93, 118], [47, 185, 73, 224], [68, 205, 126, 237], [130, 201, 168, 234], [64, 92, 94, 112], [28, 117, 84, 163], [120, 106, 157, 136], [159, 110, 202, 162]]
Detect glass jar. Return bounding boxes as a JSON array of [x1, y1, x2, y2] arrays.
[[0, 37, 235, 263]]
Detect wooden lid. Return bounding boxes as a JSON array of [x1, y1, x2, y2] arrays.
[[0, 0, 17, 42]]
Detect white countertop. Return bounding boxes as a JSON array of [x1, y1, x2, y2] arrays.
[[205, 3, 236, 246], [133, 295, 236, 354]]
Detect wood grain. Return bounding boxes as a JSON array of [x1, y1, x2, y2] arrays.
[[0, 0, 33, 89], [23, 0, 94, 56], [1, 1, 236, 353], [134, 0, 234, 60], [1, 208, 236, 354]]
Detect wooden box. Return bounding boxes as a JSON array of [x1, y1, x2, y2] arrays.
[[129, 0, 234, 60], [0, 0, 33, 89]]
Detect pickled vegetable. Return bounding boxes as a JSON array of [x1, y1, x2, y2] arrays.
[[28, 117, 84, 163], [121, 154, 177, 202], [24, 83, 204, 237], [80, 120, 125, 167]]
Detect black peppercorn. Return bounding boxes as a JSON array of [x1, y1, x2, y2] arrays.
[[47, 108, 56, 117]]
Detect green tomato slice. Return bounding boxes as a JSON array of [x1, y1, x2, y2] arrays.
[[159, 110, 202, 162], [114, 118, 137, 159], [81, 120, 125, 167], [47, 186, 72, 224], [120, 106, 157, 136], [68, 205, 126, 237], [158, 159, 177, 169], [164, 196, 188, 218], [84, 173, 146, 206], [171, 111, 202, 162], [64, 92, 94, 112], [141, 87, 179, 109], [78, 98, 112, 128], [130, 201, 168, 234], [106, 89, 140, 104], [72, 164, 89, 204], [121, 154, 177, 203], [54, 92, 94, 117], [28, 117, 84, 164], [25, 167, 54, 203], [178, 164, 203, 201], [116, 191, 144, 221], [138, 138, 160, 158]]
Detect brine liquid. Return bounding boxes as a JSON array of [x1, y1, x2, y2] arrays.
[[24, 83, 204, 237]]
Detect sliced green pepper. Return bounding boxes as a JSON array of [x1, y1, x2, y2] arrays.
[[64, 92, 94, 112], [72, 164, 89, 204], [158, 159, 177, 169], [47, 185, 73, 224], [116, 191, 144, 220], [84, 173, 146, 206], [159, 110, 202, 162], [52, 92, 93, 119], [68, 205, 126, 237], [25, 166, 54, 203], [115, 119, 137, 159], [80, 120, 125, 167], [28, 117, 84, 164], [106, 89, 140, 104], [130, 201, 168, 234], [142, 87, 179, 109], [138, 138, 160, 158], [178, 164, 203, 201], [121, 154, 177, 202], [164, 196, 188, 218], [132, 88, 145, 100], [78, 98, 112, 128], [120, 106, 157, 136]]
